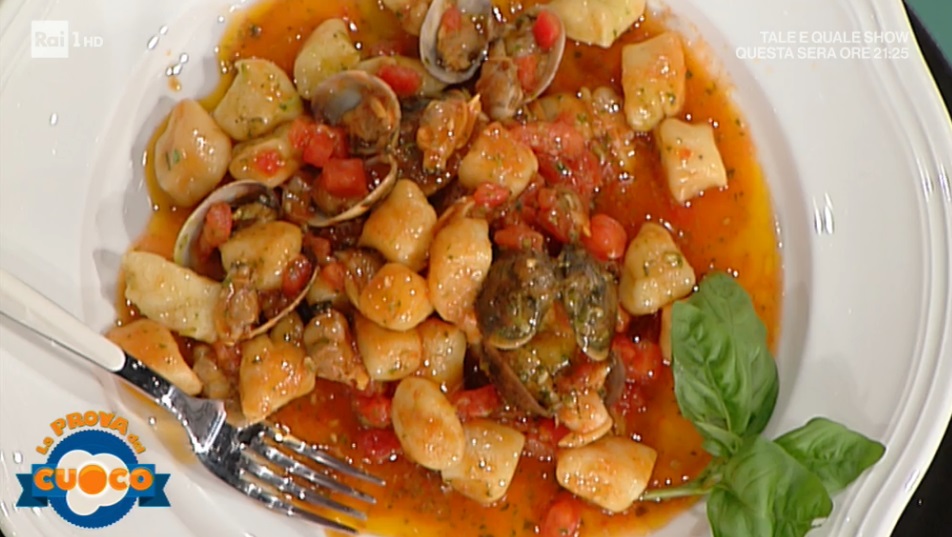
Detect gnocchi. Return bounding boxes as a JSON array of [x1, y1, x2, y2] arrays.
[[354, 313, 423, 381], [621, 32, 686, 132], [293, 19, 361, 99], [357, 263, 434, 331], [239, 334, 317, 423], [556, 436, 658, 512], [548, 0, 647, 48], [458, 123, 538, 199], [106, 319, 203, 396], [656, 117, 728, 203], [228, 122, 302, 187], [358, 180, 438, 272], [213, 58, 303, 141], [414, 318, 467, 393], [154, 99, 232, 207], [619, 222, 696, 316], [441, 420, 526, 504], [218, 220, 303, 291], [391, 377, 465, 471], [427, 215, 493, 342], [122, 251, 220, 343]]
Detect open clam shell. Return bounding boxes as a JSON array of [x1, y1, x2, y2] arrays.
[[310, 70, 402, 156], [173, 180, 278, 270], [514, 6, 566, 102], [419, 0, 494, 84], [306, 153, 399, 228]]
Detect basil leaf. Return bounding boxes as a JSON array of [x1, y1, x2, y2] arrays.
[[671, 272, 779, 453], [708, 436, 833, 537], [775, 417, 886, 494]]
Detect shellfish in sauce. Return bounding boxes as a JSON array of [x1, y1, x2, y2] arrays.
[[116, 0, 782, 535]]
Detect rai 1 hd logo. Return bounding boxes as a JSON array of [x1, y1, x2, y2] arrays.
[[15, 410, 171, 528]]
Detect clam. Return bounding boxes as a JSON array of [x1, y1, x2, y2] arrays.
[[475, 6, 566, 120], [475, 250, 559, 349], [311, 70, 402, 157], [305, 70, 403, 227], [559, 245, 618, 361], [173, 180, 278, 270], [419, 0, 494, 84], [172, 180, 318, 345]]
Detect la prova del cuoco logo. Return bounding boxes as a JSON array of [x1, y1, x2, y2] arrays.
[[15, 410, 171, 529]]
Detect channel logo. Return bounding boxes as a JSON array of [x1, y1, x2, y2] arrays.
[[16, 413, 171, 529]]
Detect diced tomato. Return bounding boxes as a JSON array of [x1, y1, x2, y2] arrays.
[[303, 235, 333, 264], [514, 54, 540, 91], [612, 335, 663, 384], [318, 158, 369, 198], [353, 393, 393, 429], [355, 428, 402, 464], [320, 261, 347, 292], [440, 6, 462, 33], [252, 149, 283, 175], [494, 224, 545, 252], [533, 10, 561, 51], [281, 255, 313, 298], [288, 117, 315, 150], [451, 385, 502, 421], [473, 182, 510, 209], [510, 121, 587, 158], [582, 214, 628, 261], [378, 64, 422, 98], [303, 129, 336, 168], [197, 202, 233, 258], [540, 494, 582, 537]]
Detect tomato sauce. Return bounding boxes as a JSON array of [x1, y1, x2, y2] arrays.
[[117, 0, 782, 535]]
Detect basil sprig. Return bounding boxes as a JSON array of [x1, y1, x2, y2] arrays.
[[642, 272, 886, 537]]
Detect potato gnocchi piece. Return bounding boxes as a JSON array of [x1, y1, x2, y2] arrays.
[[270, 311, 304, 347], [656, 117, 728, 204], [154, 99, 232, 207], [458, 123, 538, 200], [354, 313, 423, 381], [556, 436, 657, 513], [548, 0, 646, 48], [414, 318, 467, 393], [218, 221, 303, 292], [621, 32, 686, 132], [228, 122, 302, 187], [191, 345, 234, 399], [122, 251, 220, 343], [357, 56, 448, 98], [427, 215, 493, 342], [213, 58, 303, 141], [106, 319, 202, 396], [357, 262, 434, 331], [358, 180, 438, 272], [391, 377, 465, 471], [619, 223, 696, 316], [293, 19, 361, 99], [304, 309, 370, 390], [441, 420, 526, 505], [239, 334, 317, 423]]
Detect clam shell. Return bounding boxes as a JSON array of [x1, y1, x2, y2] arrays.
[[310, 70, 401, 156], [172, 180, 278, 270], [306, 153, 399, 228], [419, 0, 494, 84]]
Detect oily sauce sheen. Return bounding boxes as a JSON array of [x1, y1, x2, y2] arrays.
[[121, 0, 782, 536]]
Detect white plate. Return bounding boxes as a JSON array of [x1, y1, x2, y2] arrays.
[[1, 0, 950, 536]]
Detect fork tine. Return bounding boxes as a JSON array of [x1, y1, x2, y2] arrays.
[[264, 424, 386, 486], [239, 452, 367, 521], [235, 474, 359, 535], [249, 436, 376, 504]]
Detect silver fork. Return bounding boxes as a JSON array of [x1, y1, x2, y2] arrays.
[[0, 268, 384, 534]]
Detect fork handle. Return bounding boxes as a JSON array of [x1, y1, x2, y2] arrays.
[[0, 268, 126, 371]]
